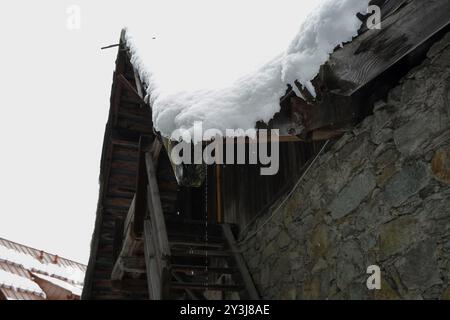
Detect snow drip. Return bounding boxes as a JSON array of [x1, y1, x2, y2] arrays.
[[125, 0, 370, 140]]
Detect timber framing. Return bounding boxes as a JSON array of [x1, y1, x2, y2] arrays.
[[82, 30, 154, 300], [272, 0, 450, 141], [83, 0, 450, 300]]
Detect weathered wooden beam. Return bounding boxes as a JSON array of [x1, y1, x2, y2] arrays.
[[112, 218, 124, 263], [124, 196, 136, 238], [110, 34, 129, 127], [111, 197, 143, 281], [289, 95, 358, 134], [133, 67, 145, 100], [171, 264, 237, 275], [145, 152, 171, 257], [133, 136, 152, 236], [171, 272, 201, 300], [116, 74, 146, 104], [171, 248, 231, 258], [111, 138, 140, 149], [111, 279, 149, 294], [267, 0, 450, 142], [142, 151, 172, 300], [324, 0, 450, 96], [120, 256, 146, 273], [101, 43, 121, 50], [143, 219, 161, 300], [113, 256, 146, 275], [222, 224, 260, 300], [358, 0, 409, 34], [150, 138, 163, 169], [170, 282, 244, 292], [216, 164, 223, 224]]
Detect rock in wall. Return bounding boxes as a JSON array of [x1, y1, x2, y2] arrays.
[[241, 32, 450, 300]]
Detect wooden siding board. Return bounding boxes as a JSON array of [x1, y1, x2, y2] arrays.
[[221, 142, 318, 228], [327, 0, 450, 96]]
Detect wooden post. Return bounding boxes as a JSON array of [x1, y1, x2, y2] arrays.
[[143, 220, 161, 300], [134, 136, 152, 236], [144, 151, 171, 300], [145, 152, 171, 257], [216, 164, 223, 224], [222, 224, 260, 300]]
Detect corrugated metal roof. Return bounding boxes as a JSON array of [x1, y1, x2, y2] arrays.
[[0, 287, 45, 300], [0, 238, 86, 300], [32, 272, 82, 297]]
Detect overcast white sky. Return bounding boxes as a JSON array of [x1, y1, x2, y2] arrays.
[[0, 0, 317, 264]]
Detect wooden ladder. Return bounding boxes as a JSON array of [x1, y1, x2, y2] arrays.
[[164, 218, 259, 300], [122, 136, 259, 300]]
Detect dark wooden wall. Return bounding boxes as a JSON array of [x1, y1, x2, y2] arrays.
[[83, 41, 153, 300], [220, 141, 322, 230]]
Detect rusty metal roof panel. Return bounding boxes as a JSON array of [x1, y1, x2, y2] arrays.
[[0, 287, 45, 300], [0, 238, 86, 284]]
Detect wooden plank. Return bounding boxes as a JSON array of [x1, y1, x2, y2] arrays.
[[119, 256, 146, 274], [110, 231, 141, 280], [167, 233, 225, 244], [111, 279, 149, 294], [216, 164, 223, 223], [116, 74, 146, 104], [172, 264, 237, 275], [171, 272, 201, 300], [133, 67, 145, 100], [171, 249, 231, 258], [124, 196, 136, 238], [133, 136, 152, 236], [222, 224, 260, 300], [358, 0, 410, 34], [145, 152, 171, 257], [143, 219, 161, 300], [111, 138, 139, 149], [170, 241, 225, 249], [151, 138, 163, 169], [326, 0, 450, 96], [111, 197, 142, 281], [112, 218, 124, 263], [112, 256, 146, 276], [289, 95, 358, 133], [143, 150, 173, 300], [170, 282, 243, 292]]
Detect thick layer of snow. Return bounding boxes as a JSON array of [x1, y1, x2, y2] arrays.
[[125, 0, 370, 139], [0, 245, 84, 285]]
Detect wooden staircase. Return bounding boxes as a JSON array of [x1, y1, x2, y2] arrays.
[[166, 220, 259, 300], [111, 136, 259, 300]]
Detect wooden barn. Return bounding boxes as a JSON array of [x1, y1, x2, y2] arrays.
[[82, 0, 450, 300]]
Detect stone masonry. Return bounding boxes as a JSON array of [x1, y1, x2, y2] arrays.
[[240, 32, 450, 300]]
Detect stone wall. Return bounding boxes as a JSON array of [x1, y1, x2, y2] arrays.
[[241, 32, 450, 300]]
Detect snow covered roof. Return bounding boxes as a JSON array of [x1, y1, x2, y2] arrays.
[[32, 272, 83, 297], [0, 238, 86, 300], [124, 0, 370, 140], [0, 269, 46, 298]]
